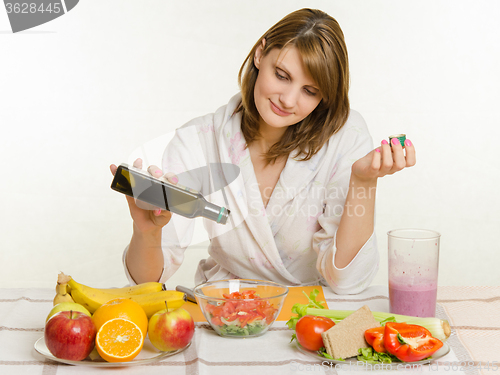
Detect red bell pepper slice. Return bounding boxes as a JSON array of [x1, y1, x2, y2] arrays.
[[365, 326, 386, 353], [384, 322, 443, 362]]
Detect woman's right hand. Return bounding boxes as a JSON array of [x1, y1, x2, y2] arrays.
[[110, 158, 178, 234]]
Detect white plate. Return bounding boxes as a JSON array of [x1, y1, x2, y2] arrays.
[[296, 341, 450, 369], [34, 336, 189, 367]]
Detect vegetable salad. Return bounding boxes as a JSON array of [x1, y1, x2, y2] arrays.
[[205, 290, 278, 336]]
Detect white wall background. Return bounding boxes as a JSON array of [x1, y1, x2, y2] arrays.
[[1, 0, 499, 290]]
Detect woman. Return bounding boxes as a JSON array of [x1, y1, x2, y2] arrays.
[[110, 8, 415, 294]]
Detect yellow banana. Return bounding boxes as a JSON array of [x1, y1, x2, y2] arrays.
[[70, 287, 120, 314], [128, 290, 186, 318], [69, 283, 185, 317], [53, 291, 74, 305], [68, 277, 163, 297], [105, 282, 164, 296], [59, 273, 184, 317], [53, 272, 74, 305]]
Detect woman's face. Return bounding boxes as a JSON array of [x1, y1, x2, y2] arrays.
[[253, 41, 323, 132]]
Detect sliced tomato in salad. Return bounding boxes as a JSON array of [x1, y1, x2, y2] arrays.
[[205, 290, 278, 329]]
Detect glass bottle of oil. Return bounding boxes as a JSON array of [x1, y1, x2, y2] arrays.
[[111, 164, 230, 224]]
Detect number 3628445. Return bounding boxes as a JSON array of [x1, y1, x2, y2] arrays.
[[5, 3, 62, 14]]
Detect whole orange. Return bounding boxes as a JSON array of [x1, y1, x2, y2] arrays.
[[92, 298, 148, 337]]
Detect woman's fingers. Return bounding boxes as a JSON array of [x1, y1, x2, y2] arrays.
[[151, 209, 172, 226], [390, 138, 407, 172], [163, 172, 179, 185], [380, 140, 393, 174], [373, 138, 416, 177], [133, 158, 143, 169], [371, 148, 382, 172], [111, 160, 179, 215], [146, 165, 179, 185], [111, 159, 141, 177], [404, 139, 416, 167], [144, 165, 178, 216], [147, 165, 163, 178]]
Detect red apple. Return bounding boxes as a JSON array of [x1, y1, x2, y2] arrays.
[[44, 310, 96, 361], [148, 307, 195, 352]]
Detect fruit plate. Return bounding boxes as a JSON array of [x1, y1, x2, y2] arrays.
[[295, 342, 450, 369], [34, 336, 190, 367]]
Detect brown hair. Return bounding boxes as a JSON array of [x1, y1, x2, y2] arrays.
[[237, 8, 350, 164]]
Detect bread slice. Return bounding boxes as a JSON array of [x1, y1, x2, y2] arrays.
[[321, 305, 380, 359]]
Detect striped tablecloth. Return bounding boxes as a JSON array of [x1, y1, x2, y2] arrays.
[[0, 285, 498, 374]]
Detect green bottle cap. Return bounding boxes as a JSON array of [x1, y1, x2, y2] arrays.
[[389, 134, 406, 147]]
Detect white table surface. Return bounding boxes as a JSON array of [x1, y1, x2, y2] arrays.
[[1, 285, 498, 375]]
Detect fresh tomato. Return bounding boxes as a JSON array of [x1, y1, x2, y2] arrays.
[[295, 315, 335, 351]]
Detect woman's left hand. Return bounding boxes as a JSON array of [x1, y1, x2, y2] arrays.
[[351, 138, 416, 182]]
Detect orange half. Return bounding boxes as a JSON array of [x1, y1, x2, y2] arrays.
[[95, 318, 144, 362]]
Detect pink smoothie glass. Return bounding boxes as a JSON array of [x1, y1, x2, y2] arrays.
[[388, 229, 441, 317]]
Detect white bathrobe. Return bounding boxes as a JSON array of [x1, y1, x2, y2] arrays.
[[123, 93, 379, 294]]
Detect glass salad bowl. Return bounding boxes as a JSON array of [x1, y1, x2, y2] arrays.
[[193, 279, 289, 338]]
